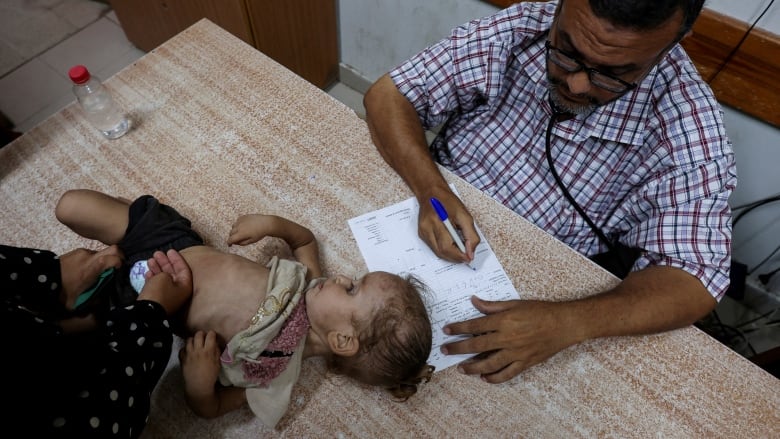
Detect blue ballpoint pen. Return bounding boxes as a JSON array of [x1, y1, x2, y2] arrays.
[[429, 197, 476, 270]]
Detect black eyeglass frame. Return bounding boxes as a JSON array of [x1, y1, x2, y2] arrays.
[[544, 40, 638, 94]]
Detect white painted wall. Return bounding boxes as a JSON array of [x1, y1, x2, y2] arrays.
[[338, 0, 780, 274], [706, 0, 779, 28], [339, 0, 498, 81]]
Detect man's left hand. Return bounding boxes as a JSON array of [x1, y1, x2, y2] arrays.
[[441, 296, 581, 383]]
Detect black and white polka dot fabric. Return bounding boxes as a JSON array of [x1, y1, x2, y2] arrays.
[[1, 245, 62, 315], [2, 245, 174, 438]]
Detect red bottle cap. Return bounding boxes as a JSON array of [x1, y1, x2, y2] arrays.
[[68, 65, 91, 84]]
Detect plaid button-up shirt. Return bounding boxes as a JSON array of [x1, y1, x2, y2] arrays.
[[390, 1, 737, 299]]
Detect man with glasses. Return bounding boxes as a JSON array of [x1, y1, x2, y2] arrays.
[[364, 0, 736, 383]]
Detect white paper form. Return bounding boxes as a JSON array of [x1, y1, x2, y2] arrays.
[[347, 187, 520, 372]]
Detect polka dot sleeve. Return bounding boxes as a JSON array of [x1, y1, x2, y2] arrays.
[[0, 244, 63, 314], [2, 245, 175, 438], [40, 300, 173, 438]]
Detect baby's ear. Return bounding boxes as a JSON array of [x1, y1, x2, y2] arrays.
[[327, 331, 359, 357]]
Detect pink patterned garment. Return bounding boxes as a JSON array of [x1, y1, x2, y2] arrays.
[[241, 298, 310, 387]]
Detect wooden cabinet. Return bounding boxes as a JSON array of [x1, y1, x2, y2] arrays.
[[109, 0, 338, 89], [245, 1, 338, 90]]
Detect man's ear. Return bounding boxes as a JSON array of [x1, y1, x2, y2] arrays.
[[327, 331, 359, 356]]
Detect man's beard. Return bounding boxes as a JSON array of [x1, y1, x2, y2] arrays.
[[546, 75, 599, 115]]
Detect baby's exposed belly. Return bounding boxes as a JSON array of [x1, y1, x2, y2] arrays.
[[179, 246, 269, 347]]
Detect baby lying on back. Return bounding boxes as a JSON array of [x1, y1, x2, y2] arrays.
[[56, 189, 434, 427]]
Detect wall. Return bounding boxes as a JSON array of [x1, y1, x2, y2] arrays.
[[339, 0, 497, 82], [338, 0, 780, 277], [707, 0, 779, 27]]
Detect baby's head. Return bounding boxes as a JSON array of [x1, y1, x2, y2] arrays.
[[305, 271, 433, 398]]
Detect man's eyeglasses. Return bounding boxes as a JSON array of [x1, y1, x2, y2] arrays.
[[545, 41, 637, 94]]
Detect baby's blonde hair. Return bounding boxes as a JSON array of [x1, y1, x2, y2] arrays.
[[327, 273, 434, 399]]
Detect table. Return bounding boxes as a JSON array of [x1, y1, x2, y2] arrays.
[[1, 19, 777, 438]]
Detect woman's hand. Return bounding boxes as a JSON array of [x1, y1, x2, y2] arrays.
[[139, 249, 194, 316], [59, 245, 123, 309]]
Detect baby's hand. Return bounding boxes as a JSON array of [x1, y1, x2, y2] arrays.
[[227, 214, 277, 246], [179, 330, 221, 398]]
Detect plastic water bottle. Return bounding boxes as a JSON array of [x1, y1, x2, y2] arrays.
[[68, 65, 130, 139]]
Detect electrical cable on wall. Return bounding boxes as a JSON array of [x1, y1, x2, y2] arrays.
[[709, 0, 776, 81], [696, 311, 757, 357], [732, 194, 780, 226], [731, 192, 780, 211], [735, 307, 780, 330], [749, 244, 780, 277], [707, 190, 780, 360], [732, 194, 780, 282], [759, 265, 780, 284], [695, 1, 779, 368], [716, 0, 779, 292]]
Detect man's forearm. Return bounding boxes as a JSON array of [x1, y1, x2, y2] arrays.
[[568, 265, 717, 343], [364, 74, 449, 198]]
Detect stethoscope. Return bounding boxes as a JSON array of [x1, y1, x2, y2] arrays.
[[544, 103, 628, 272]]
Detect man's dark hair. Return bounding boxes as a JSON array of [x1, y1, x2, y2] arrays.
[[588, 0, 705, 40]]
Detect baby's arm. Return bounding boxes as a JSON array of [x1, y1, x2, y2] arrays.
[[179, 330, 247, 418], [228, 214, 322, 279]]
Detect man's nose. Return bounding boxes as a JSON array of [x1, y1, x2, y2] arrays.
[[566, 70, 592, 95]]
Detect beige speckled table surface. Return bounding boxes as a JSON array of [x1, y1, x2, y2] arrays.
[[1, 19, 777, 439]]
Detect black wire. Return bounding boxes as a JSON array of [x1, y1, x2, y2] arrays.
[[742, 320, 780, 335], [699, 310, 756, 358], [709, 0, 776, 81], [707, 310, 758, 357], [731, 193, 780, 211], [759, 265, 780, 285], [735, 307, 780, 330], [732, 195, 780, 227], [731, 194, 780, 278], [749, 243, 780, 275]]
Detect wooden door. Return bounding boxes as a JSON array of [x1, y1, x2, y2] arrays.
[[245, 0, 339, 88], [110, 0, 254, 51]]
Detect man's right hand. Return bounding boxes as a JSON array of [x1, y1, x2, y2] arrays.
[[418, 189, 480, 264], [363, 75, 480, 264]]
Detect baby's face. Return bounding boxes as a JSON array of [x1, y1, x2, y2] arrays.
[[305, 272, 397, 336]]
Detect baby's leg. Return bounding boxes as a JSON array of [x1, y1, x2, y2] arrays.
[[55, 189, 131, 245]]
